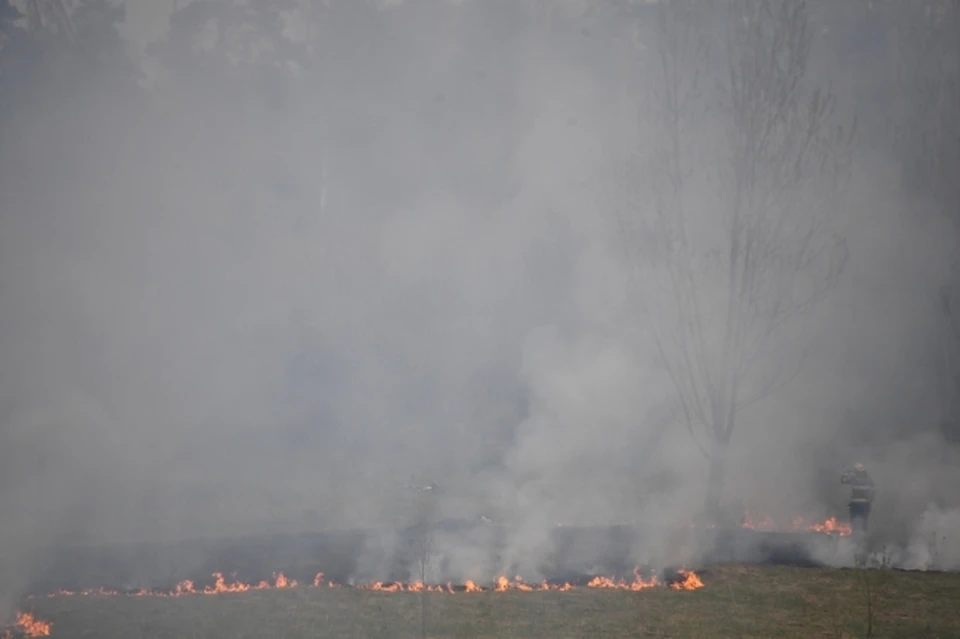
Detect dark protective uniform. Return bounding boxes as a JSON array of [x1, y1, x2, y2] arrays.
[[840, 466, 875, 533]]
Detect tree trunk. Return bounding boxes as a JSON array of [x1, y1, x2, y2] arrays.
[[703, 441, 728, 520]]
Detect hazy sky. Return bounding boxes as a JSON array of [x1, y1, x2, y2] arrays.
[[120, 0, 172, 47]]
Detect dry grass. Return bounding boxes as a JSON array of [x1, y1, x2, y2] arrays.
[[13, 564, 960, 638]]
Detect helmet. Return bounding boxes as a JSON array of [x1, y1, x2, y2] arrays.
[[854, 463, 865, 471]]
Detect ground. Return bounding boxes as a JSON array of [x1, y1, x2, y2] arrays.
[[11, 565, 960, 638]]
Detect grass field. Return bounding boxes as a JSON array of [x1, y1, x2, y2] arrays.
[[10, 564, 960, 638]]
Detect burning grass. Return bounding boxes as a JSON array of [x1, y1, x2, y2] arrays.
[[740, 513, 853, 536], [0, 612, 52, 638], [7, 564, 960, 638], [23, 567, 701, 598]]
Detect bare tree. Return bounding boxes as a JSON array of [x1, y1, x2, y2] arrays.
[[399, 477, 439, 639], [411, 497, 436, 639], [614, 0, 853, 517], [407, 493, 436, 582]]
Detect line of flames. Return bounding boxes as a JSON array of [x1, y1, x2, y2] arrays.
[[2, 514, 847, 637], [8, 569, 702, 636], [683, 514, 853, 536], [740, 514, 853, 536], [359, 570, 702, 593], [28, 568, 704, 600]]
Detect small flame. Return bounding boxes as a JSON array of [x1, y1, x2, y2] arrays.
[[741, 512, 853, 537], [74, 587, 119, 597], [806, 516, 853, 536], [8, 612, 53, 637], [204, 572, 250, 594], [274, 573, 296, 589], [473, 576, 578, 592], [587, 567, 659, 591], [670, 569, 705, 591]]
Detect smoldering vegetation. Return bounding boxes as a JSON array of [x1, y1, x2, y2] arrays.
[[2, 0, 960, 609]]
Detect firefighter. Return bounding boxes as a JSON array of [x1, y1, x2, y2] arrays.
[[840, 463, 875, 534]]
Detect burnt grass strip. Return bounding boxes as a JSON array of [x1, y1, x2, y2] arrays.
[[15, 564, 960, 639]]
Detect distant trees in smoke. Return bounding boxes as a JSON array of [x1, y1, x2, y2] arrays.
[[0, 0, 135, 120], [22, 0, 74, 40], [611, 0, 853, 517], [0, 0, 547, 508], [2, 0, 960, 529]]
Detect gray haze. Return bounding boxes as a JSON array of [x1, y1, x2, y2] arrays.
[[2, 0, 960, 608]]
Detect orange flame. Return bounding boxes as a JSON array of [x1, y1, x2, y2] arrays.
[[805, 516, 852, 536], [587, 567, 659, 591], [459, 577, 577, 592], [7, 612, 53, 637], [276, 573, 296, 589], [670, 569, 705, 591], [204, 572, 251, 594], [741, 512, 852, 537], [357, 579, 454, 593], [28, 566, 705, 600]]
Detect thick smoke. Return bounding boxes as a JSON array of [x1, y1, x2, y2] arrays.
[[1, 0, 959, 610]]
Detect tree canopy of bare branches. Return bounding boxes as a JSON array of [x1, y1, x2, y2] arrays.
[[614, 0, 854, 516]]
